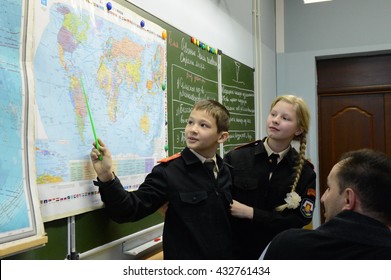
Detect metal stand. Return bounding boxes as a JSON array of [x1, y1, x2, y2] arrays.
[[66, 216, 79, 260]]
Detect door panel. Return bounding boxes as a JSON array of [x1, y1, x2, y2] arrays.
[[318, 94, 385, 221]]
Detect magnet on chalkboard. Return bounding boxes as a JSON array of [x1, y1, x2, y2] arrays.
[[162, 30, 167, 39], [164, 145, 169, 151], [140, 20, 145, 28], [162, 84, 166, 91], [106, 2, 112, 11]]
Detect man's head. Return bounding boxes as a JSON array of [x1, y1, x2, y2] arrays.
[[321, 149, 391, 225]]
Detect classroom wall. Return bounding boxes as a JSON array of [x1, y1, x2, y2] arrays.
[[277, 0, 391, 227], [127, 0, 254, 67]]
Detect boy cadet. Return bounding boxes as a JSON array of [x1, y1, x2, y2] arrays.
[[90, 99, 233, 259]]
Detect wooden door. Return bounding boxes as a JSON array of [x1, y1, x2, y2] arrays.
[[317, 54, 391, 223], [318, 94, 386, 208]]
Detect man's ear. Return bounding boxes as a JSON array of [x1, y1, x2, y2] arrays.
[[342, 188, 357, 211], [217, 131, 229, 144]]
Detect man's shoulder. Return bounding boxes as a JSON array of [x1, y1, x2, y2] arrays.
[[264, 228, 322, 260], [273, 228, 314, 243]]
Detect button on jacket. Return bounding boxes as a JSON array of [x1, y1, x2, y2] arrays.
[[96, 147, 233, 260]]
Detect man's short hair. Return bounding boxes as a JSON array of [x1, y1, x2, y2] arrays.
[[337, 149, 391, 224]]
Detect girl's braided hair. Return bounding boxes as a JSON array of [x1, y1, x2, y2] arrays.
[[271, 95, 310, 212]]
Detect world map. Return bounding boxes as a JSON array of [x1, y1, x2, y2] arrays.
[[33, 0, 167, 220], [0, 0, 36, 244]]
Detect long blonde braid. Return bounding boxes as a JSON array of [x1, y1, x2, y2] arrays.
[[272, 95, 310, 212], [275, 136, 307, 211]]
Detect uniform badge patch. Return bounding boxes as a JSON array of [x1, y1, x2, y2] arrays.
[[300, 198, 314, 218]]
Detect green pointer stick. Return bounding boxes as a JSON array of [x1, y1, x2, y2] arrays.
[[80, 77, 103, 161]]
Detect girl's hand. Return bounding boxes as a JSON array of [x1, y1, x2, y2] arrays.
[[230, 200, 254, 219]]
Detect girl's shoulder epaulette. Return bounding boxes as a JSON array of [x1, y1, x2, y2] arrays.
[[234, 139, 262, 150], [158, 152, 182, 163], [305, 158, 315, 169]]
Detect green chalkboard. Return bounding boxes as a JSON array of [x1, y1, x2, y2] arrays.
[[221, 53, 255, 153], [166, 31, 219, 155]]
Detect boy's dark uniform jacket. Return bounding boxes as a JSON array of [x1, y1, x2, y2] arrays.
[[224, 138, 317, 259], [94, 147, 233, 260]]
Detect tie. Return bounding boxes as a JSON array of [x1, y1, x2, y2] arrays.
[[204, 160, 216, 179], [268, 153, 279, 173]]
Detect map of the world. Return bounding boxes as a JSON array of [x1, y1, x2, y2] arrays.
[[33, 0, 167, 221], [0, 0, 48, 255], [0, 0, 34, 242]]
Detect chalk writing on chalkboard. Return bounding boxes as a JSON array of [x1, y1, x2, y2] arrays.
[[221, 54, 255, 153], [167, 31, 219, 155]]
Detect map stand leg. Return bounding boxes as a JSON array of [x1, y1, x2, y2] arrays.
[[66, 216, 79, 260], [67, 251, 80, 260]]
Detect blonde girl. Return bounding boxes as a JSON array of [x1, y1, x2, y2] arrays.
[[224, 95, 317, 260]]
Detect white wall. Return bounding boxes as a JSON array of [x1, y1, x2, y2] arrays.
[[278, 0, 391, 228], [126, 0, 254, 67]]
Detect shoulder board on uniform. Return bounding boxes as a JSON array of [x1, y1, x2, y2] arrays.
[[158, 152, 182, 163], [305, 158, 315, 169], [234, 140, 262, 150]]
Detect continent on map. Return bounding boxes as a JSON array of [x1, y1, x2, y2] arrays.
[[97, 37, 144, 122]]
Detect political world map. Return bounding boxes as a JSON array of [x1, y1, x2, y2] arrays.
[[33, 0, 167, 221], [0, 0, 41, 250]]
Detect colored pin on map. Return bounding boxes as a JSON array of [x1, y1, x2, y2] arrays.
[[162, 30, 167, 40], [80, 77, 102, 161], [162, 84, 166, 91], [106, 2, 112, 11], [140, 20, 145, 28]]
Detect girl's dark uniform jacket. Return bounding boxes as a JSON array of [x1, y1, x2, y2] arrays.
[[224, 139, 317, 260], [94, 147, 233, 260]]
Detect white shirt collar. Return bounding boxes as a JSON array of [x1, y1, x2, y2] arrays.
[[189, 149, 217, 164], [264, 138, 290, 163]]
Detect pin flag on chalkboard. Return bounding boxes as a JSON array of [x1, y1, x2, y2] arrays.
[[190, 36, 221, 55]]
